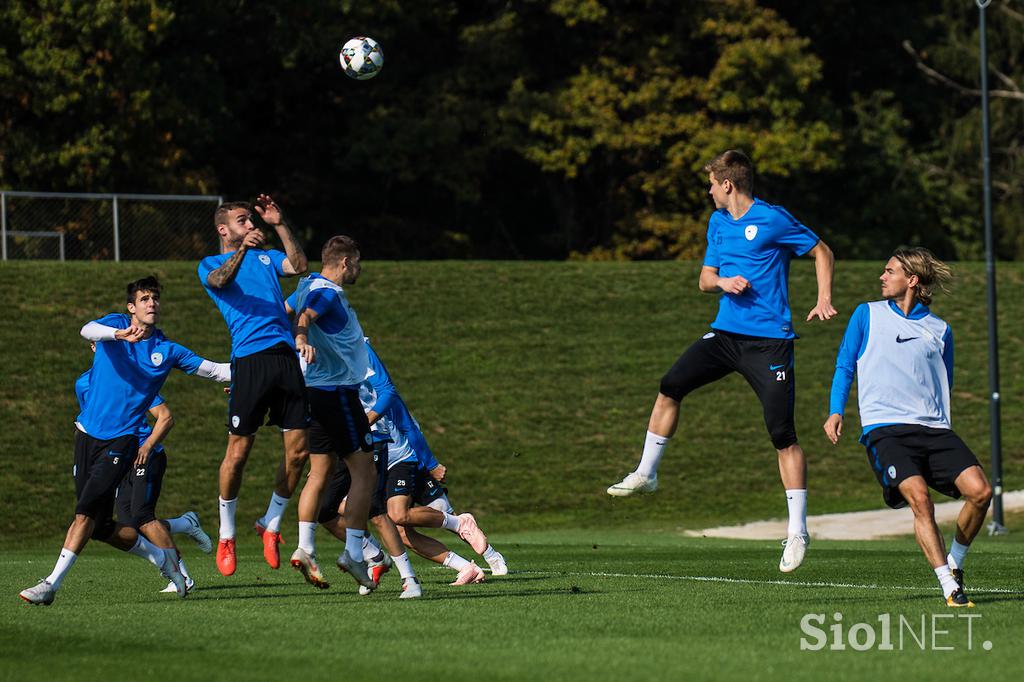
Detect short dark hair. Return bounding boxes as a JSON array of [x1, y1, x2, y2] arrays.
[[704, 149, 754, 195], [126, 276, 161, 304], [214, 201, 251, 228], [322, 235, 360, 265]]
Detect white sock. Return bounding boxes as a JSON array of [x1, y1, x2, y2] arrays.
[[298, 521, 317, 555], [636, 431, 670, 478], [45, 548, 78, 589], [219, 497, 237, 540], [165, 515, 192, 534], [392, 552, 415, 579], [127, 535, 165, 568], [178, 558, 192, 581], [935, 565, 959, 598], [947, 539, 970, 570], [263, 492, 290, 533], [345, 529, 365, 559], [442, 551, 469, 572], [482, 545, 499, 561], [362, 534, 383, 562], [441, 512, 460, 532], [786, 489, 808, 536]]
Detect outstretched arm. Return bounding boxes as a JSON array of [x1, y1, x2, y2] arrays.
[[81, 320, 146, 343], [806, 241, 837, 322], [824, 304, 868, 444], [255, 194, 307, 276], [196, 359, 231, 383]]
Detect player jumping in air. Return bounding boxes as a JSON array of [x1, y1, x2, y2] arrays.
[[607, 150, 836, 573], [825, 248, 992, 607], [198, 195, 309, 576]]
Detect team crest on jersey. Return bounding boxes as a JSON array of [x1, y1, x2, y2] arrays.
[[744, 225, 758, 241], [887, 465, 897, 480], [150, 352, 164, 366], [258, 254, 271, 265]]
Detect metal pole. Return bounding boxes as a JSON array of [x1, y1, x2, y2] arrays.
[[978, 0, 1005, 535], [112, 195, 121, 262], [1, 192, 7, 261], [59, 233, 65, 262]]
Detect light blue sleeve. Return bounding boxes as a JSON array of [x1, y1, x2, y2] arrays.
[[365, 343, 396, 415], [170, 342, 204, 374], [268, 249, 288, 276], [703, 215, 721, 268], [942, 326, 954, 390], [770, 205, 820, 256], [828, 303, 870, 416]]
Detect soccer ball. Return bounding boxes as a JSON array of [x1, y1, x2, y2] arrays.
[[339, 36, 384, 80]]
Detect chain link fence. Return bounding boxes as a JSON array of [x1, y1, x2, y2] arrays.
[[1, 191, 223, 261]]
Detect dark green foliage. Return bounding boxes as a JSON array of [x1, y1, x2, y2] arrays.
[[1, 1, 1021, 260]]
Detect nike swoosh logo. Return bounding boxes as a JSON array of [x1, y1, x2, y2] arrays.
[[896, 335, 919, 343], [769, 364, 785, 371]]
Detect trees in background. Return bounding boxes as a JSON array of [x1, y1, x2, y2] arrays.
[[1, 0, 1020, 260]]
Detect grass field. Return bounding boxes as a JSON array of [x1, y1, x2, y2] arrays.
[[0, 260, 1022, 541], [3, 525, 1023, 682], [1, 260, 1023, 681]]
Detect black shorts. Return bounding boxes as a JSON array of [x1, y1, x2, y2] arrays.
[[307, 386, 373, 456], [115, 449, 167, 528], [659, 330, 797, 450], [228, 343, 310, 435], [316, 442, 388, 523], [73, 430, 137, 533], [385, 460, 447, 506], [865, 425, 980, 509]]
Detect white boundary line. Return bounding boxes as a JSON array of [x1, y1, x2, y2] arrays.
[[518, 569, 1023, 595]]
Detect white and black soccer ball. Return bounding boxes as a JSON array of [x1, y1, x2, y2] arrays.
[[339, 36, 384, 80]]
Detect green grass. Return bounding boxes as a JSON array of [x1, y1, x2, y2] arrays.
[[3, 527, 1023, 681], [1, 260, 1022, 541]]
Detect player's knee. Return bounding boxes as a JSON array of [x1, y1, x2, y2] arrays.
[[388, 508, 413, 526], [657, 379, 685, 403], [905, 490, 933, 515], [770, 426, 798, 451], [969, 482, 993, 508]]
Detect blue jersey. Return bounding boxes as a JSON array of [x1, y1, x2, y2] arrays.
[[703, 199, 819, 339], [361, 341, 440, 472], [75, 370, 165, 452], [829, 300, 954, 442], [291, 273, 368, 388], [198, 248, 293, 359], [75, 314, 204, 439]]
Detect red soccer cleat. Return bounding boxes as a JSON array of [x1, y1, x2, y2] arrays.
[[262, 529, 283, 569], [217, 538, 236, 576]]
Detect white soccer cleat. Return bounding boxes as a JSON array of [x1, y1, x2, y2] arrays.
[[456, 513, 489, 554], [160, 557, 189, 598], [485, 550, 508, 576], [450, 561, 486, 586], [606, 472, 658, 497], [19, 579, 56, 606], [160, 576, 195, 594], [400, 577, 422, 599], [337, 550, 375, 589], [182, 511, 213, 554], [779, 533, 810, 573], [290, 548, 330, 590]]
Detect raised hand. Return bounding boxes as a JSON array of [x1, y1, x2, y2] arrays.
[[254, 193, 283, 227], [241, 229, 266, 250], [115, 325, 146, 343]]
